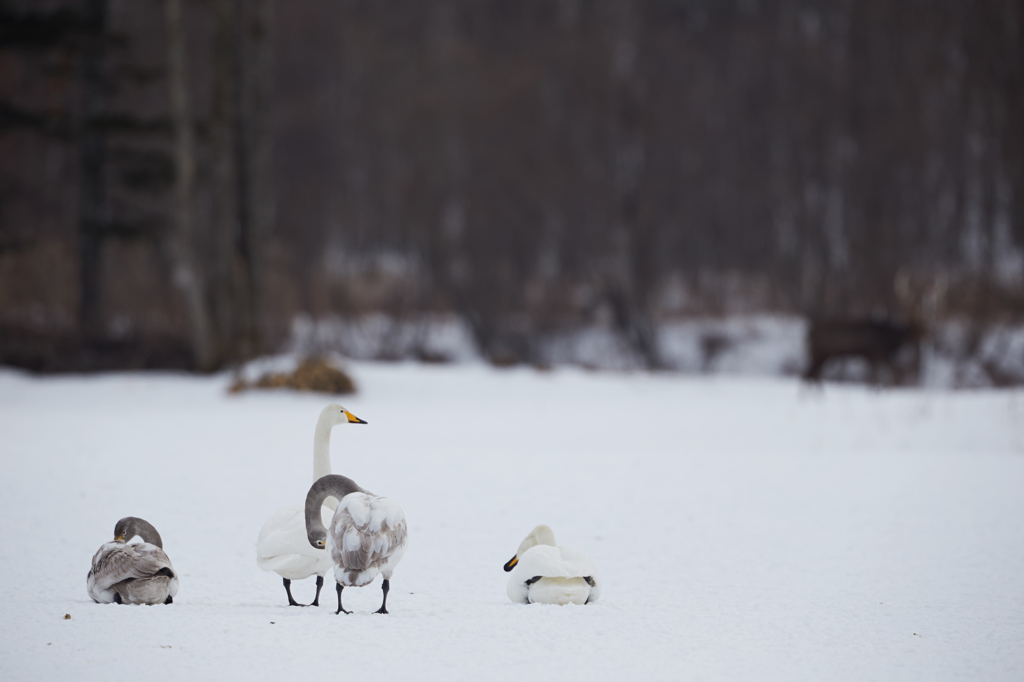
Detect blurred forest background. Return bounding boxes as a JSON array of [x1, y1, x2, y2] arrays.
[[1, 0, 1023, 381]]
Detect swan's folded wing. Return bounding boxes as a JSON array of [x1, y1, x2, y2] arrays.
[[130, 543, 176, 580], [89, 542, 172, 592], [332, 494, 407, 571], [256, 505, 333, 561], [555, 547, 599, 603], [89, 543, 130, 592], [515, 545, 598, 580], [555, 546, 597, 578]]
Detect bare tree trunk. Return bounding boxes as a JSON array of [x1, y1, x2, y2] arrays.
[[165, 0, 218, 371], [213, 0, 236, 359], [77, 0, 108, 338], [228, 0, 257, 361], [247, 0, 273, 351], [212, 0, 265, 364], [429, 1, 478, 354], [607, 0, 661, 369]]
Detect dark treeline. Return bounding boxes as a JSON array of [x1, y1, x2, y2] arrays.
[[1, 0, 1022, 371]]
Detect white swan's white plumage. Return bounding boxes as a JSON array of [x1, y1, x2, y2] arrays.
[[256, 505, 334, 580], [87, 517, 178, 605], [504, 525, 600, 605], [256, 403, 366, 605]]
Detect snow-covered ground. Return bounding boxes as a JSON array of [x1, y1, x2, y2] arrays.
[[1, 363, 1022, 681]]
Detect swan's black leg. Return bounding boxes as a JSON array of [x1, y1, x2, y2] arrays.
[[283, 578, 302, 607], [336, 583, 351, 615], [310, 576, 324, 607], [164, 595, 173, 604], [113, 592, 122, 604], [374, 579, 390, 614]]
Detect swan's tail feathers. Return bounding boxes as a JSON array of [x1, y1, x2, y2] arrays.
[[335, 565, 381, 588], [524, 576, 593, 605]]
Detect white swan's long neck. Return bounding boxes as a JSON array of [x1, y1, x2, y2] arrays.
[[313, 419, 340, 512]]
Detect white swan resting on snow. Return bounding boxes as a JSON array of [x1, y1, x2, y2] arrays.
[[503, 525, 600, 605], [87, 517, 178, 605], [304, 474, 407, 614], [256, 403, 366, 606]]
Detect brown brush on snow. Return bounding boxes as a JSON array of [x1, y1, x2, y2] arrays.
[[229, 357, 356, 395]]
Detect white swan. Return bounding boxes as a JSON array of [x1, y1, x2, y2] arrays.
[[256, 403, 366, 606], [87, 517, 178, 605], [304, 474, 407, 614], [503, 525, 600, 605]]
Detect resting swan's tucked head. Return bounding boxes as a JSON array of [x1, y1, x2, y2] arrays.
[[504, 524, 556, 572], [309, 528, 327, 550], [113, 516, 164, 547]]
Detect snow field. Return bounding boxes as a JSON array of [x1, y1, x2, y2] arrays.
[[0, 363, 1022, 681]]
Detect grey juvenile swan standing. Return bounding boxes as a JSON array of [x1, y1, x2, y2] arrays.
[[87, 517, 178, 605], [304, 474, 407, 614]]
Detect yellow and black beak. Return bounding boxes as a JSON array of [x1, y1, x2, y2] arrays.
[[115, 535, 124, 541], [503, 555, 518, 572], [344, 410, 367, 424]]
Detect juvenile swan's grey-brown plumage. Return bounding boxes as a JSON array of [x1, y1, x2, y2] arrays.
[[304, 474, 407, 614], [87, 517, 178, 605]]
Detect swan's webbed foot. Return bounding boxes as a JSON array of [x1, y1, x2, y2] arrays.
[[374, 579, 390, 614], [310, 576, 324, 607], [164, 595, 173, 604], [583, 577, 595, 604], [335, 583, 351, 615], [283, 578, 303, 607]]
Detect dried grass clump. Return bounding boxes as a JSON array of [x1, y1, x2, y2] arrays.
[[229, 357, 356, 395]]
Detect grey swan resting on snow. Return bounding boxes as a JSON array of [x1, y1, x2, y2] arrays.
[[256, 404, 367, 607], [304, 474, 407, 614], [87, 517, 178, 605]]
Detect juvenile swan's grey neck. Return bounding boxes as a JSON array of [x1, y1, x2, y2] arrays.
[[304, 474, 365, 548], [116, 517, 163, 548]]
